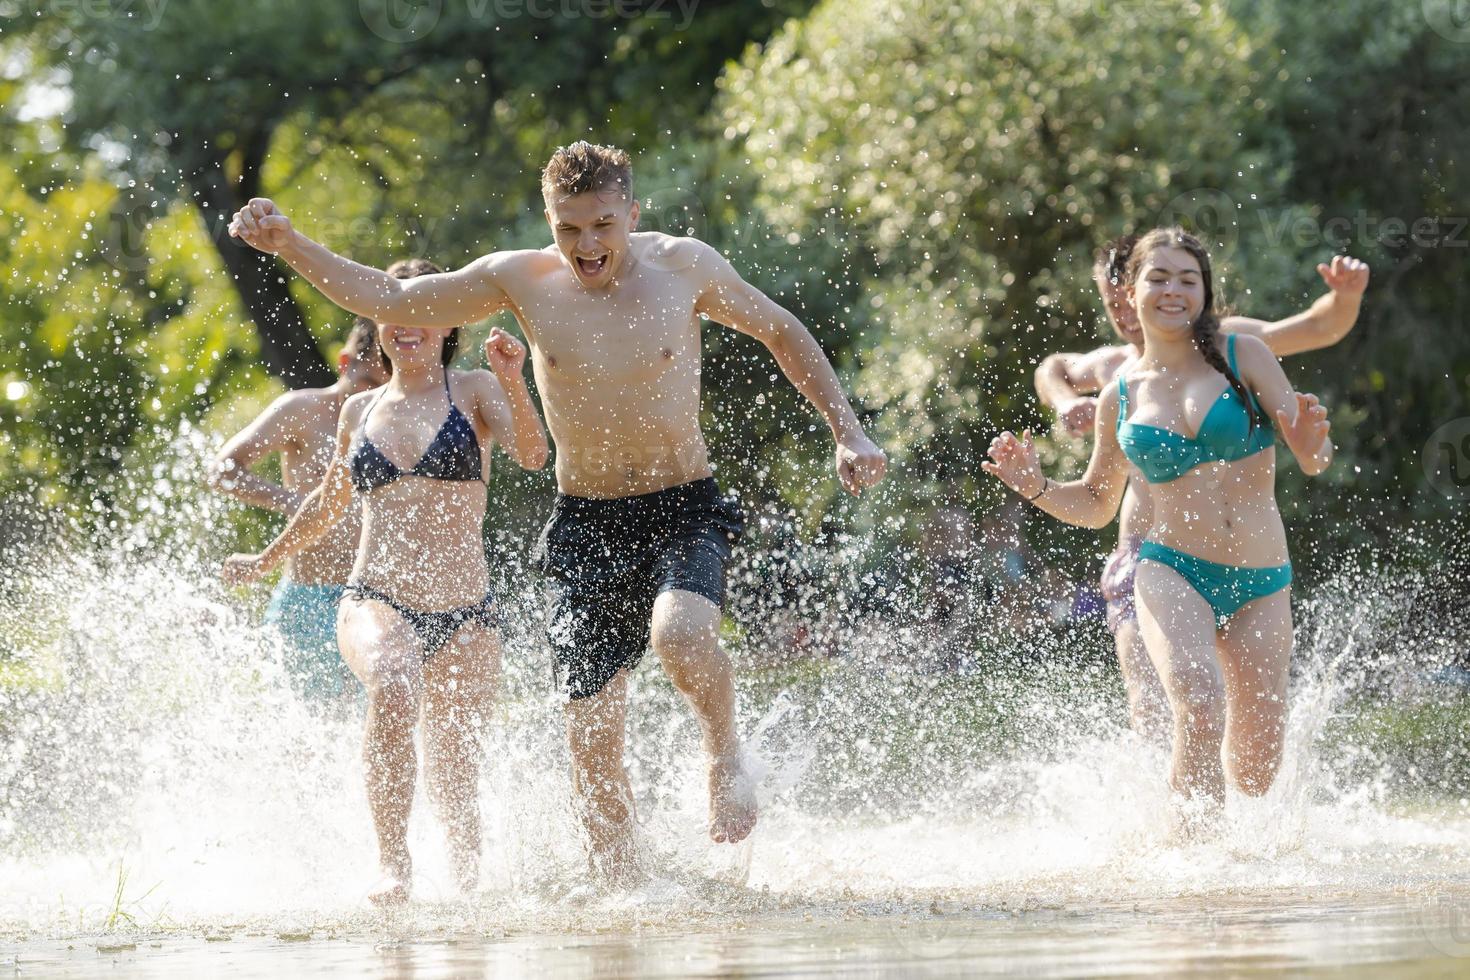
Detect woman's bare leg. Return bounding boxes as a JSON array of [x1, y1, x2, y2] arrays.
[[338, 597, 424, 905], [1134, 562, 1228, 806], [422, 622, 501, 893], [1115, 616, 1173, 742], [1217, 588, 1293, 796]]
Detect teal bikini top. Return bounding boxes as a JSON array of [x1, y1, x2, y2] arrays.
[[1116, 334, 1275, 484]]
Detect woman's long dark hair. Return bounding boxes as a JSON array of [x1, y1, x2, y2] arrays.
[[1124, 227, 1268, 431], [376, 258, 459, 370]]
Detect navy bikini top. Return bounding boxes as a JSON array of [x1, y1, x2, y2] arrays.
[[1116, 334, 1275, 484], [348, 374, 482, 492]]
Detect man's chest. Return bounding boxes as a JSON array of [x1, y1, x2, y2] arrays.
[[519, 285, 702, 382]]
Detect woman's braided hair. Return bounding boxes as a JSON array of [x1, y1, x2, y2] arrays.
[[1124, 227, 1268, 431]]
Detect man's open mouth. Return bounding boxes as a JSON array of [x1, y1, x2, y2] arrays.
[[575, 254, 609, 277]]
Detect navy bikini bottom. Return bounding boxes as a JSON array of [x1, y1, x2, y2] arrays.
[[344, 583, 500, 658]]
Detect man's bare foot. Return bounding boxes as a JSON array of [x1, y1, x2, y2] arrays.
[[368, 856, 412, 907], [589, 849, 647, 890], [368, 874, 410, 907], [709, 751, 758, 844], [586, 814, 644, 889], [448, 843, 479, 896], [1166, 791, 1223, 846]]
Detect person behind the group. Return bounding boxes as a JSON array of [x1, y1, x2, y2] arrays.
[[209, 316, 389, 700], [919, 496, 979, 656], [985, 227, 1335, 824], [227, 140, 887, 883], [1033, 236, 1368, 739], [222, 258, 550, 904]]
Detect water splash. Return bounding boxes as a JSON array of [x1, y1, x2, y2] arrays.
[[2, 432, 1468, 944]]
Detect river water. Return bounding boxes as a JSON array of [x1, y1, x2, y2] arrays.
[[2, 466, 1468, 977]]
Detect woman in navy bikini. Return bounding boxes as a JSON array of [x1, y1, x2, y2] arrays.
[[223, 259, 549, 904], [984, 228, 1333, 824]]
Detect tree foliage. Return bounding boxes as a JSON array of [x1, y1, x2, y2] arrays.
[[721, 0, 1470, 540], [2, 0, 1466, 555]]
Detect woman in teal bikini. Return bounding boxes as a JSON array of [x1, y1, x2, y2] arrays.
[[984, 227, 1334, 814]]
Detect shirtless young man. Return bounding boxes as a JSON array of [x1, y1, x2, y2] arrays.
[[228, 141, 888, 879], [1034, 235, 1369, 739], [210, 316, 388, 699]]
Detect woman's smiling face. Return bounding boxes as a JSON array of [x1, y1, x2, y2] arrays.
[[1131, 245, 1205, 338], [377, 322, 448, 369]]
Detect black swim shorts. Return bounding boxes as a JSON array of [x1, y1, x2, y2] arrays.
[[533, 477, 745, 700]]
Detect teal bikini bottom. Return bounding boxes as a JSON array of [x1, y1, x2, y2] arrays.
[[1137, 541, 1291, 624], [265, 579, 352, 699]]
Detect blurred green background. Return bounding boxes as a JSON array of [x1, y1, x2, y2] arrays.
[[1, 0, 1467, 578]]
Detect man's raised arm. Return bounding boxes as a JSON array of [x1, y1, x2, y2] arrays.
[[207, 392, 309, 514], [1034, 346, 1132, 438], [1222, 255, 1370, 357], [688, 239, 886, 496], [229, 198, 509, 327]]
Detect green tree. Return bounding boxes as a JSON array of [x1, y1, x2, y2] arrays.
[[722, 0, 1308, 503], [6, 0, 818, 388], [1227, 0, 1470, 512], [0, 2, 819, 511]]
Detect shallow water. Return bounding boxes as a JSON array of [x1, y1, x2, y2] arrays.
[[9, 891, 1470, 977], [3, 464, 1469, 975]]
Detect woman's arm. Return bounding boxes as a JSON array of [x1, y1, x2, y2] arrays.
[[983, 383, 1132, 529], [221, 398, 365, 585], [1234, 334, 1334, 476], [479, 328, 550, 471]]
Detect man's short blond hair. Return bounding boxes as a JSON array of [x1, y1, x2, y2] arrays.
[[541, 141, 633, 203]]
